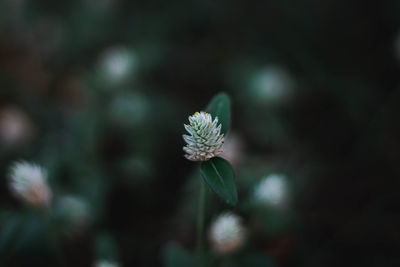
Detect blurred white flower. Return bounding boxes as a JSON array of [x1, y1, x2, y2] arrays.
[[8, 161, 52, 207], [183, 111, 224, 161], [99, 46, 138, 85], [250, 66, 294, 104], [56, 195, 90, 235], [254, 173, 288, 207], [94, 260, 120, 267], [0, 106, 34, 148], [209, 212, 245, 254]]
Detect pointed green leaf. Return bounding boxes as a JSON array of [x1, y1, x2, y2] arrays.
[[200, 157, 238, 206], [205, 92, 231, 135]]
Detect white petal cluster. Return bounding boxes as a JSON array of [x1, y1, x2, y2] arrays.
[[254, 173, 288, 207], [8, 161, 52, 207], [183, 111, 224, 161], [209, 212, 245, 254]]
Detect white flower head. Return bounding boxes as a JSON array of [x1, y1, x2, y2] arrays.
[[183, 111, 224, 161], [254, 173, 288, 207], [209, 212, 246, 254], [8, 161, 52, 207]]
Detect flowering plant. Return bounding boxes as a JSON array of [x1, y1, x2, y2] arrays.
[[182, 92, 237, 206], [181, 92, 238, 266]]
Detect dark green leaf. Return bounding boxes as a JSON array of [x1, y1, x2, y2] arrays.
[[200, 157, 238, 206], [0, 212, 46, 258], [205, 92, 231, 135]]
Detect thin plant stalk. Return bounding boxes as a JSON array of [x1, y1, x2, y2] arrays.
[[196, 179, 208, 267], [41, 209, 67, 267]]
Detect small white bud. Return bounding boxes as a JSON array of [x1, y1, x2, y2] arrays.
[[209, 212, 245, 254], [8, 161, 52, 207], [183, 111, 224, 161], [253, 173, 288, 207]]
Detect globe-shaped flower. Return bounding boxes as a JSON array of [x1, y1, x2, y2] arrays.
[[208, 212, 246, 254], [253, 173, 288, 207], [8, 161, 52, 207], [183, 111, 224, 161]]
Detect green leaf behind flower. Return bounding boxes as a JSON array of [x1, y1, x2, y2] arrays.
[[200, 157, 237, 206], [205, 92, 231, 135]]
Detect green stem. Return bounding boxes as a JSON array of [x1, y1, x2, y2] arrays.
[[41, 208, 67, 267], [196, 179, 208, 267]]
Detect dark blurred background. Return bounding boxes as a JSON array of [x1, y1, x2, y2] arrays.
[[1, 0, 400, 266]]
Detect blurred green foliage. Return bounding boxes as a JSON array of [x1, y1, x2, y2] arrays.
[[0, 0, 400, 266]]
